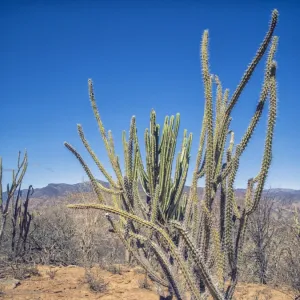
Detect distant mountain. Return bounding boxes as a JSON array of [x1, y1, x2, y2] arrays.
[[25, 182, 99, 199], [2, 181, 300, 205], [2, 181, 105, 200]]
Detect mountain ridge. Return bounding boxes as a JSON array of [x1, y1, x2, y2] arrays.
[[2, 181, 300, 203]]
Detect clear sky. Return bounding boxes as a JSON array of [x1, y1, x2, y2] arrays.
[[0, 0, 299, 190]]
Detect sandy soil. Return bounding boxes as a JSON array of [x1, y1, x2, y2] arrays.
[[0, 265, 294, 300]]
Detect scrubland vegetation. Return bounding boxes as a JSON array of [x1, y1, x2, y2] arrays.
[[1, 8, 300, 300]]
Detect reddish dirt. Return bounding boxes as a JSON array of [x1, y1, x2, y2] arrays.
[[0, 265, 294, 299]]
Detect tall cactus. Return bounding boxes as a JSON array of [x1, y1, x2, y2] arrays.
[[0, 151, 28, 247], [65, 9, 279, 300]]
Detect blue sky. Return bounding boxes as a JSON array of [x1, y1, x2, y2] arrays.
[[0, 0, 299, 190]]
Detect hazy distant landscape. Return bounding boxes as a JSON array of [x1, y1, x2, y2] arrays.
[[3, 181, 300, 205]]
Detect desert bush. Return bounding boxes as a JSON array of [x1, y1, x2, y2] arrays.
[[104, 263, 122, 275], [46, 267, 58, 280], [238, 198, 300, 298], [240, 194, 277, 284], [272, 207, 300, 297], [83, 267, 108, 293], [28, 205, 79, 265], [0, 285, 5, 297], [2, 261, 40, 280], [138, 273, 151, 290], [67, 188, 126, 267], [19, 192, 125, 267]]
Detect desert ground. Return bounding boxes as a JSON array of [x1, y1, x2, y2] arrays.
[[0, 264, 293, 300]]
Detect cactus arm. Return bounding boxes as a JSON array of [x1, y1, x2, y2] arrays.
[[225, 10, 278, 116], [105, 214, 169, 288], [77, 124, 119, 189], [170, 221, 224, 300], [88, 79, 124, 183]]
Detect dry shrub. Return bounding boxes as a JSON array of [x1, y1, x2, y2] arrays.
[[83, 267, 108, 293], [0, 285, 5, 297], [239, 197, 300, 298], [104, 263, 122, 275], [26, 189, 125, 267], [133, 266, 146, 274], [46, 268, 58, 280], [0, 182, 126, 269], [9, 262, 40, 280], [138, 274, 151, 290], [28, 205, 79, 265]]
